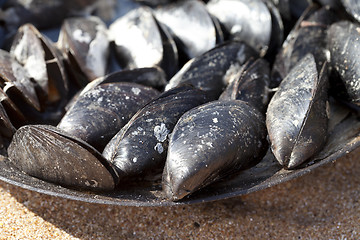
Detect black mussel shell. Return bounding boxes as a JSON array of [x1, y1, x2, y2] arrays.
[[10, 23, 69, 111], [209, 14, 225, 44], [289, 0, 311, 18], [65, 67, 166, 112], [163, 100, 268, 201], [263, 0, 284, 61], [82, 67, 167, 93], [109, 7, 163, 69], [58, 16, 109, 85], [109, 6, 178, 79], [0, 49, 40, 111], [57, 82, 159, 151], [340, 0, 360, 23], [270, 0, 291, 21], [317, 0, 341, 8], [154, 0, 216, 59], [156, 20, 179, 79], [327, 20, 360, 105], [103, 85, 209, 180], [0, 88, 27, 128], [219, 58, 270, 114], [271, 5, 337, 88], [10, 24, 48, 99], [271, 0, 312, 22], [266, 54, 329, 169], [207, 0, 280, 56], [134, 0, 179, 7], [165, 41, 258, 100], [0, 0, 98, 31], [1, 26, 69, 125], [0, 103, 16, 139], [7, 125, 118, 191]]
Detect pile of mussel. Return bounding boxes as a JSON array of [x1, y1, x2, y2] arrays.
[[0, 0, 360, 201]]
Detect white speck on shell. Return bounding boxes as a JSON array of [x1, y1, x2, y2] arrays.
[[154, 123, 169, 142], [131, 87, 141, 95], [73, 29, 91, 44], [154, 143, 164, 154]]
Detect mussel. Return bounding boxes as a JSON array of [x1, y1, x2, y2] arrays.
[[271, 5, 337, 87], [103, 85, 209, 180], [0, 88, 26, 128], [327, 20, 360, 105], [79, 67, 167, 93], [153, 0, 217, 59], [109, 6, 179, 78], [206, 0, 284, 57], [0, 104, 16, 139], [165, 41, 258, 100], [0, 0, 99, 31], [340, 0, 360, 23], [219, 58, 270, 114], [266, 54, 329, 169], [7, 125, 119, 191], [9, 23, 69, 124], [57, 82, 159, 151], [163, 100, 268, 200], [58, 16, 109, 85], [0, 49, 40, 112]]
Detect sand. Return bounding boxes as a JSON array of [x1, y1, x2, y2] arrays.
[[0, 147, 359, 239]]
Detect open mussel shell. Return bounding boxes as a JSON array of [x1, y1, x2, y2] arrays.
[[165, 41, 258, 100], [57, 82, 159, 151], [10, 23, 69, 110], [58, 16, 109, 85], [327, 20, 360, 105], [153, 0, 217, 59], [0, 25, 70, 125], [10, 24, 48, 98], [7, 125, 119, 191], [0, 49, 40, 111], [267, 54, 329, 169], [162, 100, 268, 200], [103, 85, 209, 180]]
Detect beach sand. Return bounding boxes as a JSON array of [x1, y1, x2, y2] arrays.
[[0, 148, 359, 239]]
